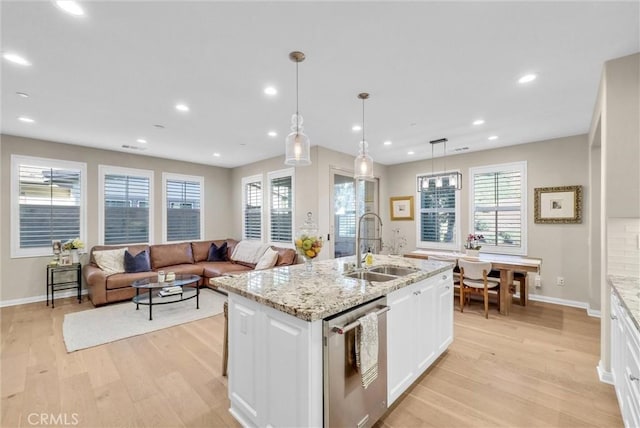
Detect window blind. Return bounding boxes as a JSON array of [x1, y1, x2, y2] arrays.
[[472, 170, 522, 248], [18, 164, 81, 248], [166, 179, 201, 241], [270, 175, 292, 243], [244, 180, 262, 240], [419, 178, 456, 245], [104, 174, 150, 244]]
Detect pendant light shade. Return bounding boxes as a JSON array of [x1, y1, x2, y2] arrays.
[[284, 51, 311, 166], [354, 93, 374, 179]]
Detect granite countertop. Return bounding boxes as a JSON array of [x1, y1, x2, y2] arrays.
[[609, 275, 640, 332], [210, 255, 453, 321]]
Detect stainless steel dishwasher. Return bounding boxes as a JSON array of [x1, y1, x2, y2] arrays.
[[323, 296, 389, 428]]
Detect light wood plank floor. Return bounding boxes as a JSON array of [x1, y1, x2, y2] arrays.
[[1, 295, 622, 427]]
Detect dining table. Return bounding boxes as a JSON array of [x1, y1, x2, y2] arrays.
[[404, 249, 542, 315]]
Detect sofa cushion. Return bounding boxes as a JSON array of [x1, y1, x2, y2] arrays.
[[106, 270, 156, 290], [124, 249, 151, 273], [207, 242, 228, 262], [94, 247, 128, 276], [274, 247, 297, 266], [201, 262, 253, 278], [160, 264, 204, 278], [255, 247, 279, 270], [90, 244, 148, 265], [150, 242, 194, 269], [231, 240, 269, 264]]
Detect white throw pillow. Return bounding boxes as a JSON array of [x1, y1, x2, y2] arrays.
[[254, 247, 279, 270], [231, 240, 270, 264], [93, 247, 128, 275]]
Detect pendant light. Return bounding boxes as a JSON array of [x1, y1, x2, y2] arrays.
[[354, 92, 374, 179], [417, 138, 462, 191], [284, 51, 311, 166]]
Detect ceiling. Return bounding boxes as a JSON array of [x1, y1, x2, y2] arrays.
[[2, 1, 639, 168]]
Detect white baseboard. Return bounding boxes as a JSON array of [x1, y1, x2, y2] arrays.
[[597, 361, 614, 384], [0, 289, 88, 308], [527, 294, 602, 318]]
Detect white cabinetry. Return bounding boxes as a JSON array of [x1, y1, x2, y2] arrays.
[[387, 270, 454, 406], [610, 291, 640, 428], [227, 294, 323, 428]]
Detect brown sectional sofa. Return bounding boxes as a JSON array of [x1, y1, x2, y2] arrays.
[[83, 238, 298, 306]]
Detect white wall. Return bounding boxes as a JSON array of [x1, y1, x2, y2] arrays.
[[384, 134, 591, 304], [0, 134, 233, 303]]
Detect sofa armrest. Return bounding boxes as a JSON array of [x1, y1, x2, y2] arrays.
[[83, 265, 108, 306]]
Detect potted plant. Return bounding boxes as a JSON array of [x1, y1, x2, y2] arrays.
[[62, 237, 84, 264], [464, 233, 483, 257]]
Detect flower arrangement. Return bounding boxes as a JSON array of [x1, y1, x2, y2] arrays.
[[62, 237, 84, 251], [465, 234, 484, 250]]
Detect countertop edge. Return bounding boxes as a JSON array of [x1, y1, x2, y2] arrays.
[[608, 274, 640, 333]]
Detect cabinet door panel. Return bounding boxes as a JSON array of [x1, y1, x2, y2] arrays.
[[229, 301, 259, 423], [437, 279, 454, 355], [416, 281, 437, 372], [387, 286, 416, 405]]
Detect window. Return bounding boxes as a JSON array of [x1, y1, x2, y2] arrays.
[[416, 174, 460, 250], [469, 161, 527, 255], [268, 169, 294, 245], [11, 155, 87, 258], [99, 166, 153, 245], [242, 175, 263, 241], [163, 173, 204, 242]]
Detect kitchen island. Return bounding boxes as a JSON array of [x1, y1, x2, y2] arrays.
[[211, 255, 454, 428]]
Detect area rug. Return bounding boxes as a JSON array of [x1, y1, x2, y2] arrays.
[[62, 288, 226, 352]]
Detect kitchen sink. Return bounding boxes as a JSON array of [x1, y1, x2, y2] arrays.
[[344, 271, 397, 282], [369, 265, 419, 276]]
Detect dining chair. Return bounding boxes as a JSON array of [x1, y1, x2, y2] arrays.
[[458, 259, 500, 318]]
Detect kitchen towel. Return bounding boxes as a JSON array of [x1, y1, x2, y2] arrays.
[[355, 312, 379, 389]]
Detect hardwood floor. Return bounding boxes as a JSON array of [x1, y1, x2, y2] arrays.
[[1, 295, 622, 427]]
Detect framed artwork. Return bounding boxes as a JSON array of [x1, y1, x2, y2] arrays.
[[59, 254, 72, 265], [534, 185, 583, 224], [52, 240, 62, 255], [390, 196, 414, 221]]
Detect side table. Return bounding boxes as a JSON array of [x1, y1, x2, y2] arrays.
[[47, 263, 82, 308]]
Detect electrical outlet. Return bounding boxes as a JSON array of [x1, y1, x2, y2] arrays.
[[535, 275, 542, 288], [556, 276, 565, 286]]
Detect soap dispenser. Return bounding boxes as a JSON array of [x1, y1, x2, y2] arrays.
[[365, 248, 373, 267]]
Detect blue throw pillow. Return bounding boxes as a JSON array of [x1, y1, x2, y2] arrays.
[[124, 249, 151, 273], [207, 242, 228, 262]]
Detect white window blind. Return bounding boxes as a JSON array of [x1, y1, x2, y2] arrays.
[[101, 167, 152, 245], [268, 170, 294, 244], [470, 162, 527, 255], [12, 156, 86, 257], [243, 176, 263, 240], [418, 177, 458, 249], [165, 176, 202, 242]]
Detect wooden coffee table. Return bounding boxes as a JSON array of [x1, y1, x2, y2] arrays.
[[131, 274, 200, 320]]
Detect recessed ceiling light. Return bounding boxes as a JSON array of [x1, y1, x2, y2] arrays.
[[213, 153, 221, 157], [3, 52, 31, 66], [18, 116, 35, 123], [264, 86, 277, 96], [352, 125, 362, 132], [55, 1, 85, 16], [518, 73, 537, 84], [473, 119, 485, 126], [268, 131, 278, 137], [175, 103, 190, 112], [488, 135, 499, 141], [383, 140, 392, 146], [16, 92, 29, 98], [136, 138, 147, 144], [408, 151, 415, 155]]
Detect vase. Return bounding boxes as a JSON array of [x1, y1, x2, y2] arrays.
[[295, 212, 322, 276], [465, 249, 480, 258], [70, 249, 79, 264]]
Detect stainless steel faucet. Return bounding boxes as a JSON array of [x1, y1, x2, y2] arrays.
[[355, 212, 383, 268]]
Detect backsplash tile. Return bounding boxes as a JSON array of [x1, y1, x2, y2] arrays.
[[608, 218, 640, 277]]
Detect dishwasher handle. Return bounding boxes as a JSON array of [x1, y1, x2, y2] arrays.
[[331, 305, 390, 335]]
